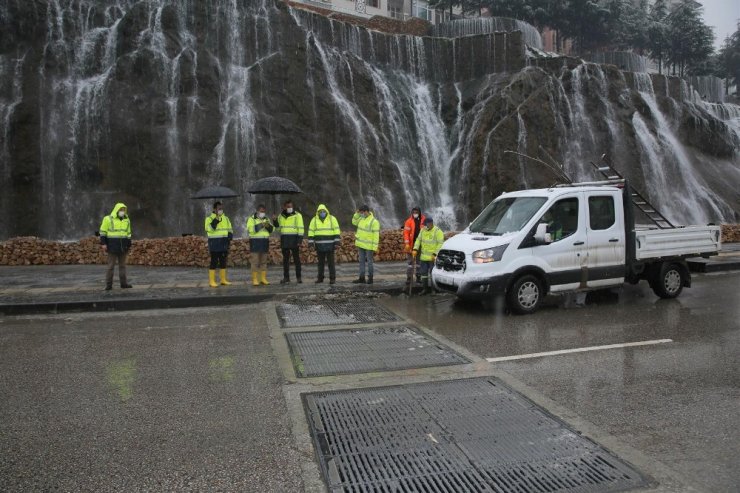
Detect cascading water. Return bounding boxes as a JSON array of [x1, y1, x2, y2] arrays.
[[630, 73, 733, 224], [0, 0, 738, 240], [431, 17, 543, 51]]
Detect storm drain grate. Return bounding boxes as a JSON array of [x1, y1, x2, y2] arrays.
[[304, 377, 647, 492], [276, 300, 400, 328], [286, 325, 470, 377]]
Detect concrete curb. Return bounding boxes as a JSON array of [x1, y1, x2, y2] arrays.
[[0, 286, 413, 315], [687, 257, 740, 273]]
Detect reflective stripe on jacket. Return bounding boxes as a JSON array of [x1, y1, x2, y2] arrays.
[[413, 225, 444, 261], [205, 213, 233, 252], [276, 211, 304, 249], [99, 202, 132, 254], [352, 212, 380, 251], [403, 214, 425, 248], [308, 204, 341, 253], [247, 214, 273, 253]]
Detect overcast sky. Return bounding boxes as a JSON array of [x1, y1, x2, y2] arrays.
[[700, 0, 739, 49]]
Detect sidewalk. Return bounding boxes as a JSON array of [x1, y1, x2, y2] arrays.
[[0, 262, 411, 315]]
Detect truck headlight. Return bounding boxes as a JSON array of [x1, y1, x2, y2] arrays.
[[472, 244, 508, 263]]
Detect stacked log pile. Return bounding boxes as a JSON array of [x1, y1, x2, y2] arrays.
[[3, 226, 735, 266], [722, 224, 740, 243]]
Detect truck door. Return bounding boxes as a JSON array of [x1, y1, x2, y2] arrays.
[[585, 192, 625, 287], [531, 194, 587, 292]]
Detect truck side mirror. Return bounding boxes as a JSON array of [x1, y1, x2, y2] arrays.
[[534, 223, 552, 245]]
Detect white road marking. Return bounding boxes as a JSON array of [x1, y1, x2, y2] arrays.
[[486, 339, 673, 363]]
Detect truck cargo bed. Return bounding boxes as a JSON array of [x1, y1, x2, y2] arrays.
[[635, 226, 721, 260]]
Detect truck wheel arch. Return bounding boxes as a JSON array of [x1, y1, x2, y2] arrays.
[[507, 266, 549, 295]]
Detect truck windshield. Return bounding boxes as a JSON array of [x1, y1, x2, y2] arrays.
[[469, 197, 547, 235]]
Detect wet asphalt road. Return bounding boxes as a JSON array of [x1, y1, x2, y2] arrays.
[[384, 271, 740, 492], [0, 307, 302, 492], [1, 272, 738, 492]]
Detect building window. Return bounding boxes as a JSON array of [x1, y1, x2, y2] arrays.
[[367, 0, 379, 8]]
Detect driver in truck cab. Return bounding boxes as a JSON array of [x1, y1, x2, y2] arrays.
[[542, 210, 563, 242]]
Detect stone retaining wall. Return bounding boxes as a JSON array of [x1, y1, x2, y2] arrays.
[[2, 226, 737, 267]]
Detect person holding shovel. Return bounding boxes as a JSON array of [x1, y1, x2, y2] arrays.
[[413, 217, 444, 295]]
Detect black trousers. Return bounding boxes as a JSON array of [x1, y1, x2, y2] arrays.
[[282, 247, 301, 279], [317, 250, 336, 281], [209, 251, 227, 269]]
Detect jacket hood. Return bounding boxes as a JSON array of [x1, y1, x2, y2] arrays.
[[111, 202, 127, 216], [316, 204, 330, 216]]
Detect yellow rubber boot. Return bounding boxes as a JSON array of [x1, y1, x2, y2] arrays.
[[219, 269, 232, 286], [260, 270, 270, 285], [208, 269, 218, 288], [252, 272, 260, 286]]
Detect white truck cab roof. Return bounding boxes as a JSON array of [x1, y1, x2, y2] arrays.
[[497, 186, 622, 200]]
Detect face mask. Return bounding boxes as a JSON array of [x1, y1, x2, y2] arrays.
[[319, 212, 327, 220], [217, 209, 223, 216], [412, 213, 419, 219], [286, 207, 293, 214], [258, 212, 265, 219], [118, 211, 125, 218]]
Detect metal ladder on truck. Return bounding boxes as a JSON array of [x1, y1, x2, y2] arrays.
[[591, 160, 675, 229]]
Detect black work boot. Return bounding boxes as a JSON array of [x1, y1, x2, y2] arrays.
[[296, 277, 302, 284], [105, 285, 112, 291], [121, 283, 133, 289], [367, 276, 373, 284], [329, 278, 336, 285], [352, 276, 366, 284], [315, 278, 324, 284], [421, 279, 431, 295], [280, 277, 290, 284], [416, 275, 422, 284]]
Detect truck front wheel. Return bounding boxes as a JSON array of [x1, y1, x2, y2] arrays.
[[507, 275, 544, 314], [651, 263, 685, 299]]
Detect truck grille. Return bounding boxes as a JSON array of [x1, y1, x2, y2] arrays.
[[436, 249, 466, 272]]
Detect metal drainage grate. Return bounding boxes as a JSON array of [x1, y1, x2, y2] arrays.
[[286, 325, 470, 377], [304, 377, 646, 492], [276, 300, 400, 328]]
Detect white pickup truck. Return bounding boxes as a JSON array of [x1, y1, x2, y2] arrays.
[[432, 182, 721, 314]]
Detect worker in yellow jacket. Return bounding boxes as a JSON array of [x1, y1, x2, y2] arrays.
[[413, 217, 444, 295], [205, 201, 234, 288], [99, 202, 133, 291], [351, 204, 380, 284]]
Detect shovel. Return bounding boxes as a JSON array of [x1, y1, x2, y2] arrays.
[[409, 253, 417, 296]]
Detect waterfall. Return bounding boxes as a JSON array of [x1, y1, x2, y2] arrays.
[[0, 0, 737, 239], [0, 53, 24, 236], [430, 17, 543, 51], [630, 73, 732, 224], [585, 52, 648, 73]]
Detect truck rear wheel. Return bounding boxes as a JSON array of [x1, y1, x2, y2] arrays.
[[507, 275, 543, 315], [651, 262, 685, 299]]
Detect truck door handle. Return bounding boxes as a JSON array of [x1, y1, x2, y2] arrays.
[[573, 241, 585, 246], [609, 238, 619, 242]]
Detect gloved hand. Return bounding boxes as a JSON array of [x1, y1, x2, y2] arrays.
[[404, 245, 412, 253], [412, 250, 418, 257]]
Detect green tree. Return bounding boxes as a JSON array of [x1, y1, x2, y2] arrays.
[[716, 23, 740, 93], [559, 0, 611, 54], [666, 0, 715, 77], [648, 0, 669, 74]]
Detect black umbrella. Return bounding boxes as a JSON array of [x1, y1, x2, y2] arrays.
[[190, 185, 240, 199], [247, 176, 303, 195]]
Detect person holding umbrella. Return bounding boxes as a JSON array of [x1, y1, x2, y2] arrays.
[[273, 199, 304, 284], [246, 204, 274, 286], [205, 201, 233, 288]]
